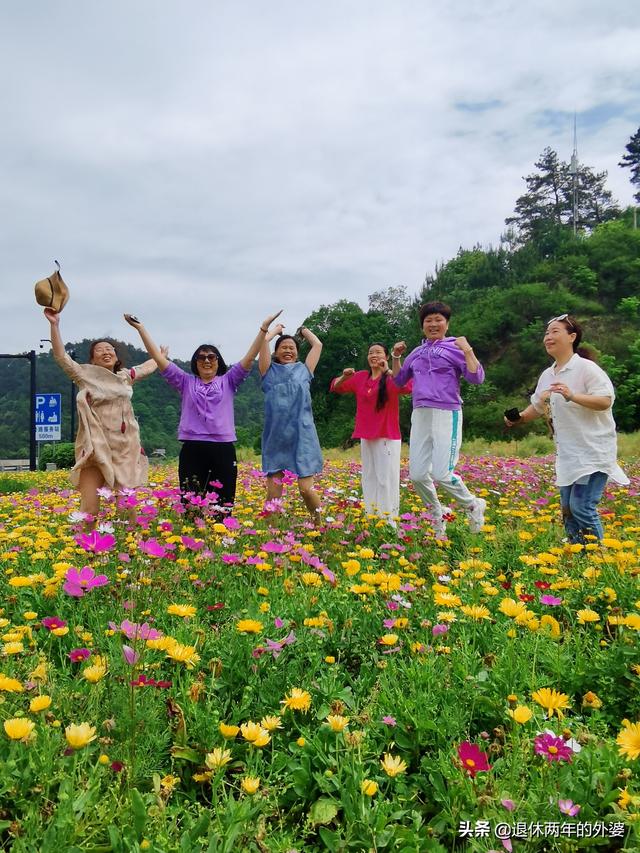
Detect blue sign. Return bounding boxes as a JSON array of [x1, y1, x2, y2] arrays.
[[35, 394, 62, 441]]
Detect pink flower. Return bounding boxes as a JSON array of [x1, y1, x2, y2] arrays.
[[381, 716, 397, 726], [457, 741, 491, 777], [558, 799, 580, 816], [69, 648, 91, 663], [138, 538, 167, 558], [75, 530, 116, 553], [501, 798, 516, 812], [122, 645, 140, 666], [63, 566, 109, 597], [41, 616, 67, 631], [432, 624, 449, 636], [109, 620, 162, 641], [534, 733, 574, 763], [540, 594, 563, 606]]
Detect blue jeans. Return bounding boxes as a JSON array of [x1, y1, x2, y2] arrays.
[[559, 472, 608, 542]]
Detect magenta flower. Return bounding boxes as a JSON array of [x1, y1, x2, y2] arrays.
[[41, 616, 67, 631], [540, 594, 563, 606], [122, 645, 140, 666], [69, 647, 91, 663], [63, 566, 109, 597], [75, 530, 116, 553], [457, 741, 491, 777], [558, 799, 580, 816], [138, 538, 167, 558], [534, 732, 574, 763]]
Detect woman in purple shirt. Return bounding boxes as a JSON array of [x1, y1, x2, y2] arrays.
[[392, 301, 486, 540], [125, 311, 281, 511]]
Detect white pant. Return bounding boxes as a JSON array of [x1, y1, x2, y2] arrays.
[[409, 408, 476, 515], [360, 438, 401, 522]]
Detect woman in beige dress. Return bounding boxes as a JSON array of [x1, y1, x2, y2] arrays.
[[44, 308, 165, 522]]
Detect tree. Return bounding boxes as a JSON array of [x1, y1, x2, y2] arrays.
[[619, 126, 640, 203], [507, 147, 620, 242]]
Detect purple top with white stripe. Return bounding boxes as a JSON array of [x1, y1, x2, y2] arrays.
[[161, 361, 250, 442]]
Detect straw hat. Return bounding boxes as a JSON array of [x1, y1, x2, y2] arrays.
[[35, 261, 70, 313]]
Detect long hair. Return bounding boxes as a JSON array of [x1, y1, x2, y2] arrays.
[[89, 340, 123, 373], [368, 342, 390, 412]]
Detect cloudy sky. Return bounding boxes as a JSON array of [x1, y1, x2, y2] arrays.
[[2, 1, 639, 363]]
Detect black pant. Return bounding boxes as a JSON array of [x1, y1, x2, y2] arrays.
[[178, 441, 237, 508]]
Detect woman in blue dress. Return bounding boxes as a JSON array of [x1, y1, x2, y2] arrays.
[[259, 324, 323, 521]]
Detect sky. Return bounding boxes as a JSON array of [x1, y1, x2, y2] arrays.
[[2, 0, 639, 364]]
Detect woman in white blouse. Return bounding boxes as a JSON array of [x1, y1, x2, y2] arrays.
[[505, 314, 629, 542]]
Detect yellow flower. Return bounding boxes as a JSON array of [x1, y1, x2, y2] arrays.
[[433, 592, 462, 607], [0, 674, 24, 692], [379, 634, 399, 646], [380, 753, 407, 778], [361, 779, 379, 796], [4, 718, 35, 741], [540, 615, 561, 638], [281, 688, 312, 713], [617, 722, 640, 760], [99, 753, 110, 765], [29, 695, 52, 713], [219, 722, 240, 739], [65, 722, 97, 749], [2, 642, 24, 655], [507, 706, 533, 724], [577, 608, 600, 624], [241, 776, 260, 795], [460, 604, 491, 621], [531, 687, 571, 719], [240, 721, 263, 742], [165, 642, 200, 669], [260, 715, 283, 732], [236, 619, 263, 634], [160, 774, 180, 792], [29, 661, 47, 682], [83, 664, 107, 683], [23, 612, 38, 621], [582, 691, 603, 710], [325, 656, 336, 664], [167, 603, 197, 618], [205, 747, 232, 770], [326, 714, 349, 732], [296, 737, 306, 747], [499, 598, 528, 618]]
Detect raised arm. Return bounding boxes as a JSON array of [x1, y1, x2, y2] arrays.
[[240, 310, 283, 371], [124, 315, 170, 372], [44, 308, 67, 361], [259, 322, 285, 376], [301, 326, 322, 374], [330, 368, 355, 392]]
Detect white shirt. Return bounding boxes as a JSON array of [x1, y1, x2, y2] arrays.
[[531, 353, 629, 487]]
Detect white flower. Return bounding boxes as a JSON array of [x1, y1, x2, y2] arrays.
[[97, 522, 115, 534], [69, 511, 89, 523]]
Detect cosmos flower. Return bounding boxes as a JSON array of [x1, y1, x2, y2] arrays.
[[63, 566, 109, 597], [457, 742, 491, 777], [534, 732, 573, 763]]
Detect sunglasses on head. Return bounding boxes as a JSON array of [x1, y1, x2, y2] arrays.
[[196, 353, 218, 363], [548, 313, 576, 331]]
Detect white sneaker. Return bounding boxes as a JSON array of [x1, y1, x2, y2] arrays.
[[468, 498, 487, 534], [432, 509, 448, 541]]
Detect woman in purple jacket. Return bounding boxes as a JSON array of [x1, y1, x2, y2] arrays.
[[126, 311, 281, 510], [392, 302, 486, 539]]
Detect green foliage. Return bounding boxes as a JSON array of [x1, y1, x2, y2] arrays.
[[39, 443, 76, 470], [619, 125, 640, 203]]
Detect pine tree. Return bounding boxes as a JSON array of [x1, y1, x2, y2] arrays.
[[619, 126, 640, 203]]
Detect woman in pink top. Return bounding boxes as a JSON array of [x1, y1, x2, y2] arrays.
[[331, 343, 412, 524]]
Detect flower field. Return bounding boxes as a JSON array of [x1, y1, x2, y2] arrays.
[[0, 455, 639, 852]]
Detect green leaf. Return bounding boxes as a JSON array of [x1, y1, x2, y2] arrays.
[[309, 797, 339, 825], [130, 788, 147, 840], [318, 826, 342, 852], [170, 745, 202, 763]]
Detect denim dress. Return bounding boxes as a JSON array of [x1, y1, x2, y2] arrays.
[[261, 362, 323, 477]]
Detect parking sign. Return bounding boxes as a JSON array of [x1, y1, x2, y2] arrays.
[[35, 394, 62, 441]]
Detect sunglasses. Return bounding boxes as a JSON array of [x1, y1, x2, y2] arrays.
[[196, 354, 218, 363], [547, 313, 576, 331]]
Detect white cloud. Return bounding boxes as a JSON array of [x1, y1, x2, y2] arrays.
[[1, 0, 639, 365]]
